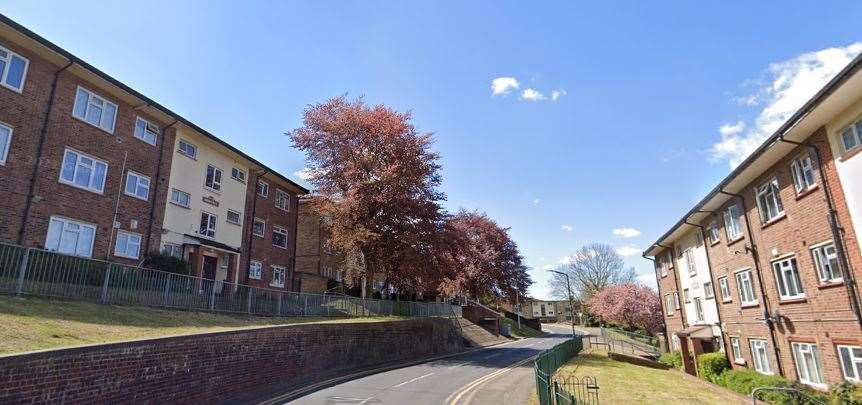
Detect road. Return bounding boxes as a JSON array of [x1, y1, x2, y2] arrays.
[[281, 323, 579, 405]]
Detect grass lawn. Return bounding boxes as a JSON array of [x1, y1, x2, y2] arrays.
[[0, 295, 407, 355], [530, 348, 745, 404], [501, 317, 543, 338]]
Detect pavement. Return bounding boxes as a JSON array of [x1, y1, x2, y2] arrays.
[[276, 323, 580, 405]]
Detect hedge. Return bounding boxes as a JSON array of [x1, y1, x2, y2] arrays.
[[658, 351, 682, 369], [716, 369, 827, 404], [696, 352, 728, 383]]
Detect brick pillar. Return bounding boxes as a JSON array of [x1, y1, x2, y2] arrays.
[[680, 337, 697, 376]]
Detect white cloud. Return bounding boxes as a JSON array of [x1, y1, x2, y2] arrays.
[[294, 167, 315, 181], [532, 198, 542, 205], [521, 88, 546, 101], [711, 43, 862, 167], [540, 264, 556, 271], [637, 272, 657, 289], [615, 246, 641, 257], [558, 255, 575, 265], [612, 227, 641, 238], [491, 77, 520, 96], [561, 225, 574, 232], [551, 89, 567, 101]]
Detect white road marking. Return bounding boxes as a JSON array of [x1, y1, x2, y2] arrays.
[[392, 372, 435, 388]]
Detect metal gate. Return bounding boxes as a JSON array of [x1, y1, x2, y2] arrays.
[[552, 375, 599, 405]]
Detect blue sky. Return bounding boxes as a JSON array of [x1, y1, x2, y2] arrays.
[[5, 1, 861, 299]]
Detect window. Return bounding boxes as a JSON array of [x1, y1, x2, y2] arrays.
[[684, 249, 697, 275], [124, 171, 151, 200], [665, 294, 674, 315], [257, 180, 269, 197], [693, 297, 704, 321], [840, 121, 862, 153], [839, 345, 862, 382], [730, 337, 743, 363], [735, 269, 757, 305], [253, 218, 265, 237], [792, 342, 825, 387], [45, 216, 96, 257], [704, 281, 714, 299], [812, 243, 842, 283], [231, 167, 246, 183], [134, 117, 158, 146], [772, 257, 804, 300], [718, 277, 732, 302], [162, 243, 183, 258], [275, 189, 290, 211], [114, 231, 142, 259], [271, 265, 286, 287], [724, 204, 743, 240], [750, 339, 773, 375], [0, 122, 11, 165], [199, 212, 217, 238], [0, 44, 29, 92], [59, 149, 108, 193], [226, 209, 242, 225], [273, 226, 288, 248], [72, 87, 117, 133], [707, 222, 720, 244], [204, 165, 222, 192], [673, 291, 680, 309], [790, 154, 817, 193], [683, 288, 690, 303], [658, 252, 670, 277], [755, 178, 784, 223], [249, 260, 262, 280], [170, 188, 191, 208], [178, 139, 197, 159]]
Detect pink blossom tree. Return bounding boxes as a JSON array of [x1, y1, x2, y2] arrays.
[[587, 283, 664, 333]]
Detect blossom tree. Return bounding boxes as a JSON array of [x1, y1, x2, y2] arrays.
[[587, 283, 663, 333]]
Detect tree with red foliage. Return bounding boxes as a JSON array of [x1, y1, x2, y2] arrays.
[[289, 96, 445, 297], [587, 283, 663, 333], [436, 210, 532, 301]]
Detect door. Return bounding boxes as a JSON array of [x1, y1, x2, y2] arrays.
[[203, 256, 218, 280]]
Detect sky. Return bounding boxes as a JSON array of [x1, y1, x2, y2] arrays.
[[5, 1, 861, 300]]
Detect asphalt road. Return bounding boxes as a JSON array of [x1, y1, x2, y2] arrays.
[[283, 324, 579, 405]]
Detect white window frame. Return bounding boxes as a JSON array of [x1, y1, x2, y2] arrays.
[[0, 44, 29, 93], [170, 188, 191, 208], [724, 204, 743, 241], [177, 139, 197, 159], [162, 243, 183, 258], [840, 120, 862, 154], [704, 281, 714, 299], [275, 189, 290, 211], [257, 180, 269, 197], [59, 148, 108, 194], [253, 218, 265, 237], [231, 167, 246, 183], [226, 209, 242, 226], [811, 242, 842, 284], [204, 164, 223, 192], [706, 221, 720, 245], [838, 345, 862, 382], [72, 86, 117, 133], [684, 248, 697, 276], [114, 230, 142, 260], [683, 288, 690, 303], [718, 276, 732, 302], [735, 269, 757, 305], [673, 291, 680, 310], [45, 216, 97, 258], [791, 342, 825, 388], [270, 265, 286, 288], [693, 297, 704, 321], [772, 256, 805, 300], [133, 116, 159, 146], [124, 171, 151, 201], [790, 153, 817, 194], [0, 121, 11, 165], [199, 211, 217, 238], [754, 178, 785, 223], [730, 337, 744, 364], [249, 260, 263, 280], [272, 226, 288, 249], [750, 339, 773, 375], [665, 294, 674, 315]]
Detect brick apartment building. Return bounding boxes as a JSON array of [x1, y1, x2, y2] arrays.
[[0, 15, 306, 288], [645, 53, 862, 389], [293, 198, 341, 294]]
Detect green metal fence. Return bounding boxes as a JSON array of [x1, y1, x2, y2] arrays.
[[535, 337, 593, 405]]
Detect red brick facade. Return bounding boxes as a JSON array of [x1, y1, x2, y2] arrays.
[[294, 198, 339, 293]]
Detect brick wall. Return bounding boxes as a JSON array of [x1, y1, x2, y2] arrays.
[[0, 318, 463, 404], [655, 249, 686, 350], [243, 171, 300, 290]]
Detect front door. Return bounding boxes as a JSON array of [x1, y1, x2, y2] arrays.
[[203, 256, 218, 280]]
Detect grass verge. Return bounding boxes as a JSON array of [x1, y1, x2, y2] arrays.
[[0, 295, 406, 355], [501, 317, 543, 338]]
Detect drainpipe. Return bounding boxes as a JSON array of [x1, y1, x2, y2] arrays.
[[242, 169, 268, 285], [777, 136, 862, 331], [143, 119, 178, 256], [18, 61, 74, 245], [658, 243, 687, 328], [106, 152, 129, 260], [684, 218, 731, 357], [719, 189, 785, 377]]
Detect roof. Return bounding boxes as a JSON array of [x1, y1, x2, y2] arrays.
[[0, 13, 308, 195], [644, 52, 862, 257]]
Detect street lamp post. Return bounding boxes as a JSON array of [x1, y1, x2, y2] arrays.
[[515, 292, 522, 330], [550, 270, 577, 339]]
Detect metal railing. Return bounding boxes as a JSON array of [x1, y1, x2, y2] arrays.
[[0, 242, 461, 319], [535, 336, 590, 405], [600, 327, 660, 358], [751, 387, 826, 405], [552, 375, 599, 405]]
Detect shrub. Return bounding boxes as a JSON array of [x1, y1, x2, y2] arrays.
[[831, 381, 862, 405], [659, 351, 682, 369], [144, 252, 191, 276], [717, 369, 826, 404], [697, 352, 729, 383]]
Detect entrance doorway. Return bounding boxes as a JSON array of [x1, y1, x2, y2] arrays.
[[203, 256, 218, 280]]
